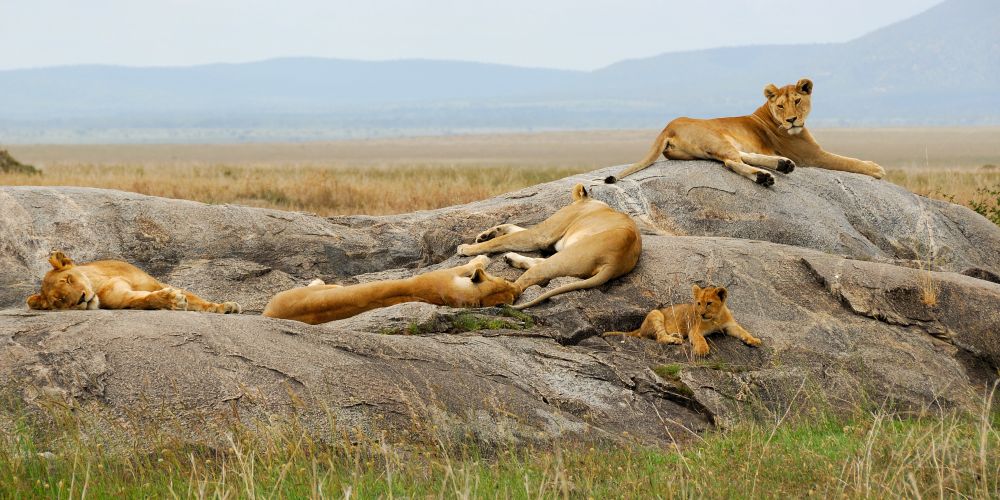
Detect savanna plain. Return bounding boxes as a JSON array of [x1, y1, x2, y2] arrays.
[[1, 128, 999, 498]]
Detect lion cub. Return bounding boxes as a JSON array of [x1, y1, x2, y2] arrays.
[[604, 284, 760, 356]]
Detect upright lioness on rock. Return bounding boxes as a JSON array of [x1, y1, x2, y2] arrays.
[[458, 183, 641, 309], [606, 78, 885, 186]]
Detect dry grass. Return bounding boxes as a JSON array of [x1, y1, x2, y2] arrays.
[[0, 163, 585, 215], [1, 391, 996, 498], [3, 129, 1000, 217]]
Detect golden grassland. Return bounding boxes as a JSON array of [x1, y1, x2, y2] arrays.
[[4, 128, 1000, 216], [1, 391, 997, 498]]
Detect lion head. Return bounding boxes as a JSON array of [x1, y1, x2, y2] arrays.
[[692, 284, 727, 321], [763, 78, 813, 135], [469, 268, 520, 307], [27, 251, 100, 310]]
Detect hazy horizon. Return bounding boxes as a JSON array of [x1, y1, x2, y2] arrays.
[[2, 0, 942, 71]]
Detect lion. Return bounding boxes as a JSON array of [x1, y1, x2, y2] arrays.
[[604, 284, 760, 356], [606, 78, 885, 186], [27, 251, 241, 313], [262, 255, 519, 325], [457, 183, 641, 309]]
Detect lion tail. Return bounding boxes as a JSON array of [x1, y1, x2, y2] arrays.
[[602, 329, 642, 337], [604, 130, 670, 184], [512, 265, 618, 310]]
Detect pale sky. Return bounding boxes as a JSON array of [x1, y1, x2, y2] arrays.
[[1, 0, 943, 71]]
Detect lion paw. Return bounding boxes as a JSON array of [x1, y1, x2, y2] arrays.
[[457, 244, 475, 256], [745, 336, 762, 347], [866, 162, 885, 179], [692, 342, 710, 357], [476, 224, 520, 243], [755, 171, 775, 187], [656, 333, 684, 345], [221, 301, 242, 314], [776, 158, 796, 174], [475, 227, 502, 243], [308, 278, 326, 287], [155, 288, 187, 311]]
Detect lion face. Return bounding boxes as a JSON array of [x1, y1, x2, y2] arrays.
[[692, 284, 727, 321], [27, 251, 100, 310], [764, 78, 813, 135], [468, 268, 520, 307]]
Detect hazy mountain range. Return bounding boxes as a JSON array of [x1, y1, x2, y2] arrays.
[[1, 0, 997, 143]]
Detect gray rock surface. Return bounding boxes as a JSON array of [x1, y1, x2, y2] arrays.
[[1, 160, 998, 446]]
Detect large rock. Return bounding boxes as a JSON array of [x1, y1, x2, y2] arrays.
[[1, 160, 998, 446]]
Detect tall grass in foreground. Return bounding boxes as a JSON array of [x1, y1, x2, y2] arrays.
[[1, 163, 999, 218], [1, 398, 997, 498]]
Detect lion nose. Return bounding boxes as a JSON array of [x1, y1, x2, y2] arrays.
[[786, 117, 797, 124]]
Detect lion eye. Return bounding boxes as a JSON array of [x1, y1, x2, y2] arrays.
[[707, 301, 713, 305], [794, 98, 801, 104], [776, 104, 784, 109]]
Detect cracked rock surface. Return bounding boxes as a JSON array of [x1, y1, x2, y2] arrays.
[[1, 160, 998, 446]]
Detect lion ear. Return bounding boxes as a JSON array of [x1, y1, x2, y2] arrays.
[[27, 293, 49, 310], [572, 183, 588, 201], [691, 283, 702, 297], [796, 78, 813, 95], [48, 251, 74, 270], [471, 268, 486, 284], [716, 287, 728, 302], [764, 84, 779, 101]]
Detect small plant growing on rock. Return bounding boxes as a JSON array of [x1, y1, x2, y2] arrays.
[[969, 184, 1000, 226]]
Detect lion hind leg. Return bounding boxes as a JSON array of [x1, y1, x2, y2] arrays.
[[722, 158, 774, 187], [739, 152, 795, 174], [643, 310, 684, 345], [475, 224, 527, 243]]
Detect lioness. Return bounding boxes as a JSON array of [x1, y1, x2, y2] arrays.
[[604, 284, 759, 356], [262, 256, 518, 325], [457, 183, 641, 309], [27, 251, 241, 313], [606, 78, 885, 186]]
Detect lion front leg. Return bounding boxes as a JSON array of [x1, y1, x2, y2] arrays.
[[181, 290, 242, 314], [809, 150, 885, 179], [97, 278, 188, 311], [723, 322, 761, 347]]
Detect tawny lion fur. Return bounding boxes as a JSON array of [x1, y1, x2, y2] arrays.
[[457, 183, 641, 309], [607, 78, 885, 187], [262, 256, 519, 325], [27, 251, 241, 313], [604, 284, 760, 356]]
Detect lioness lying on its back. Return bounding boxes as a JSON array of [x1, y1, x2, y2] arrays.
[[458, 183, 641, 309], [604, 284, 760, 356], [607, 78, 884, 187], [262, 256, 518, 325], [27, 251, 241, 313]]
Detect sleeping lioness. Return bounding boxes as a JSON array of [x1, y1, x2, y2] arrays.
[[604, 284, 760, 356], [458, 183, 641, 309], [262, 256, 518, 324], [27, 251, 241, 313], [606, 78, 885, 186]]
